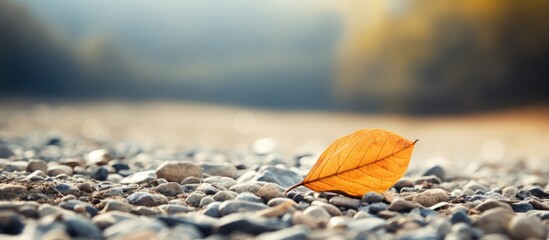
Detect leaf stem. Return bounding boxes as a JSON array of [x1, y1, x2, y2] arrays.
[[283, 181, 303, 194]]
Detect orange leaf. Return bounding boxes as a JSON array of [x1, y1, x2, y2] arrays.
[[285, 128, 417, 197]]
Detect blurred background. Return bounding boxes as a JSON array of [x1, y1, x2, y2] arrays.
[[1, 0, 549, 169]]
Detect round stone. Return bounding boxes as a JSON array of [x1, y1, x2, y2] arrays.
[[508, 215, 547, 239], [27, 159, 48, 173], [156, 161, 201, 183], [153, 182, 183, 196], [412, 189, 449, 207]]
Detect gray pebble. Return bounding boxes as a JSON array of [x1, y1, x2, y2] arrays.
[[362, 192, 385, 204], [87, 149, 113, 166], [200, 162, 238, 179], [65, 216, 103, 239], [387, 198, 421, 213], [127, 192, 158, 206], [103, 200, 133, 212], [217, 213, 287, 235], [502, 186, 518, 199], [203, 176, 237, 188], [0, 184, 27, 200], [154, 182, 183, 196], [199, 196, 215, 208], [422, 165, 445, 180], [473, 208, 515, 235], [203, 202, 222, 218], [329, 196, 361, 209], [5, 161, 28, 172], [54, 183, 80, 196], [257, 225, 309, 240], [303, 206, 331, 223], [250, 166, 301, 187], [47, 165, 73, 176], [257, 183, 284, 202], [120, 170, 157, 184], [213, 191, 237, 202], [236, 192, 263, 203], [185, 192, 206, 207], [412, 189, 449, 207], [218, 200, 268, 216]]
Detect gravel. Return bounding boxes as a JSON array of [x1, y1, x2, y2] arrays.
[[0, 134, 547, 240]]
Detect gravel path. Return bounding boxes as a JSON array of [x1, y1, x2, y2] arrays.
[[0, 102, 548, 239]]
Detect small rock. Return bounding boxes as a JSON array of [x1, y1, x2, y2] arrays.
[[103, 218, 164, 239], [213, 191, 237, 202], [92, 211, 138, 229], [0, 211, 25, 235], [181, 176, 201, 185], [203, 176, 237, 189], [0, 146, 14, 158], [236, 192, 263, 203], [26, 159, 48, 173], [502, 186, 518, 199], [77, 182, 97, 193], [65, 216, 103, 239], [217, 214, 287, 235], [159, 204, 193, 215], [156, 161, 202, 183], [362, 192, 385, 204], [250, 166, 301, 187], [127, 192, 158, 206], [412, 189, 449, 207], [54, 183, 80, 196], [92, 167, 109, 181], [450, 210, 471, 225], [329, 196, 361, 209], [303, 206, 331, 224], [110, 162, 130, 173], [464, 181, 489, 192], [200, 162, 238, 179], [348, 217, 385, 232], [0, 184, 27, 200], [311, 201, 342, 216], [422, 165, 445, 180], [507, 214, 547, 240], [185, 192, 206, 207], [511, 202, 533, 212], [47, 165, 73, 176], [257, 183, 284, 202], [203, 202, 222, 218], [26, 170, 47, 181], [87, 149, 113, 166], [256, 225, 309, 240], [199, 196, 215, 208], [366, 202, 388, 214], [414, 175, 442, 185], [4, 161, 27, 172], [526, 187, 549, 198], [393, 179, 414, 192], [103, 200, 133, 212], [153, 182, 183, 196], [219, 200, 268, 216], [388, 198, 421, 213], [120, 170, 156, 184], [475, 200, 512, 212], [473, 208, 515, 234]]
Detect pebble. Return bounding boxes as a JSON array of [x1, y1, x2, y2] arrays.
[[507, 214, 547, 239], [0, 146, 15, 158], [203, 202, 222, 218], [475, 200, 512, 212], [473, 208, 515, 234], [388, 199, 421, 213], [257, 183, 284, 202], [26, 159, 48, 173], [5, 161, 28, 172], [367, 202, 388, 214], [103, 219, 165, 239], [26, 170, 47, 181], [200, 162, 238, 179], [502, 186, 518, 199], [348, 217, 386, 232], [159, 204, 193, 215], [414, 175, 442, 185], [329, 196, 361, 209], [526, 186, 549, 198], [127, 192, 158, 206], [155, 161, 201, 183], [120, 170, 156, 184], [464, 181, 489, 192], [199, 196, 215, 208], [0, 184, 28, 200], [54, 183, 80, 196], [250, 166, 301, 187], [153, 182, 183, 196], [87, 149, 113, 166], [0, 211, 25, 235], [217, 214, 287, 235], [256, 225, 310, 240], [92, 167, 109, 181], [510, 202, 533, 212], [203, 176, 237, 189], [236, 192, 263, 203], [311, 201, 342, 216], [92, 211, 138, 229], [362, 192, 385, 204], [393, 179, 414, 192], [185, 192, 206, 207], [213, 191, 237, 202], [218, 200, 268, 216], [421, 165, 445, 180], [303, 206, 331, 224], [47, 165, 73, 176], [450, 210, 471, 225], [103, 200, 133, 212], [65, 216, 103, 239], [412, 189, 449, 207]]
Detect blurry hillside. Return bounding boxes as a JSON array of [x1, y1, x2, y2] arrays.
[[1, 0, 548, 114]]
